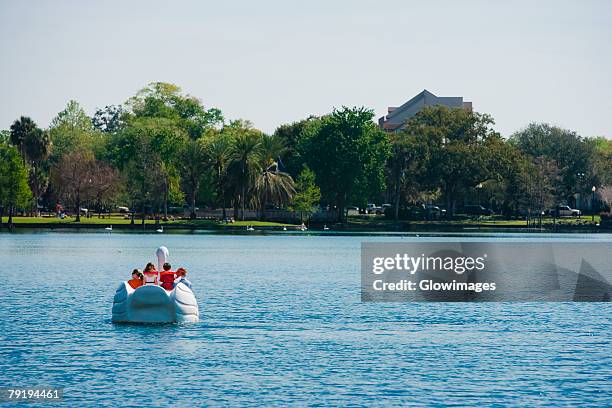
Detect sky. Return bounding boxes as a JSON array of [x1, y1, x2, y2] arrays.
[[1, 0, 611, 137]]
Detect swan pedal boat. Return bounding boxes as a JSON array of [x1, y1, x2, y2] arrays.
[[112, 281, 199, 323]]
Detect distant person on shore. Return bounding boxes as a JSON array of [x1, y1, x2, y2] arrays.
[[159, 262, 176, 290], [143, 262, 158, 285], [173, 267, 192, 289], [128, 269, 144, 289]]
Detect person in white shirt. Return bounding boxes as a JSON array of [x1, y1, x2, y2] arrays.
[[143, 262, 158, 285]]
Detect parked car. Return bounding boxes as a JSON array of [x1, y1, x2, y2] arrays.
[[117, 206, 130, 214], [552, 205, 581, 217], [425, 204, 447, 219], [463, 205, 494, 216], [366, 203, 383, 215], [346, 205, 360, 215], [384, 205, 427, 220]]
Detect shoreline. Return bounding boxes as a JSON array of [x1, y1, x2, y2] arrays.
[[1, 219, 608, 234]]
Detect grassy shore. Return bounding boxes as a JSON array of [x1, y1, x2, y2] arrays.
[[1, 216, 295, 228], [347, 215, 601, 231], [347, 215, 602, 228], [0, 214, 606, 232]]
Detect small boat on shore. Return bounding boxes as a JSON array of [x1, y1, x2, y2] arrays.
[[111, 246, 199, 323]]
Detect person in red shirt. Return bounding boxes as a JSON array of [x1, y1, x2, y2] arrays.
[[128, 269, 144, 289], [159, 262, 176, 290], [173, 267, 192, 289]]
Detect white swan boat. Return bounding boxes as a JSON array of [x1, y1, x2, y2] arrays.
[[111, 247, 199, 323]]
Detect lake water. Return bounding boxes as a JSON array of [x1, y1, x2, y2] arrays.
[[0, 231, 611, 406]]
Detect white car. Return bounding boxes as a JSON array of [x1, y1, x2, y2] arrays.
[[366, 204, 383, 215], [555, 205, 581, 217]]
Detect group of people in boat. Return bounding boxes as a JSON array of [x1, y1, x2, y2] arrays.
[[128, 262, 192, 291]]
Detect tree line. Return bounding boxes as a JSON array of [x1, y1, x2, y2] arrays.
[[1, 82, 610, 227]]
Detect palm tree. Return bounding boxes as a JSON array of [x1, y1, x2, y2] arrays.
[[24, 128, 51, 163], [10, 116, 35, 162], [10, 117, 50, 215], [253, 135, 294, 220], [205, 136, 233, 219], [253, 162, 295, 220], [10, 116, 38, 164], [260, 134, 287, 165], [25, 129, 51, 216], [227, 132, 262, 220]]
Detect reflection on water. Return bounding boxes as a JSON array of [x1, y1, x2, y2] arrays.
[[0, 232, 610, 406]]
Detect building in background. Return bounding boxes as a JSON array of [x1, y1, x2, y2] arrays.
[[378, 89, 472, 131]]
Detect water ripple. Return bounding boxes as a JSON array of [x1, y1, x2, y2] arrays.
[[0, 232, 610, 406]]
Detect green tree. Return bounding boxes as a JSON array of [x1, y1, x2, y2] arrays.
[[122, 158, 161, 226], [497, 149, 559, 219], [0, 130, 9, 145], [290, 165, 321, 221], [9, 117, 51, 215], [387, 131, 435, 221], [403, 106, 511, 215], [273, 116, 321, 176], [117, 83, 219, 218], [108, 116, 186, 223], [92, 105, 126, 134], [592, 137, 612, 186], [127, 82, 223, 139], [510, 123, 597, 206], [158, 160, 184, 221], [524, 157, 560, 219], [0, 145, 32, 228], [299, 107, 390, 222], [49, 100, 101, 164], [179, 138, 208, 219]]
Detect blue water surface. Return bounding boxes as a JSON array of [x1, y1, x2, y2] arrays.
[[0, 231, 610, 407]]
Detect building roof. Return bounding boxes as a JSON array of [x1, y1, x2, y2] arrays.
[[379, 89, 470, 131], [386, 89, 437, 121]]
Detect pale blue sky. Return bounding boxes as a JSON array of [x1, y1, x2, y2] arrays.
[[1, 0, 611, 137]]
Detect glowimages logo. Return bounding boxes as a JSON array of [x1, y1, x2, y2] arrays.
[[361, 242, 612, 302]]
